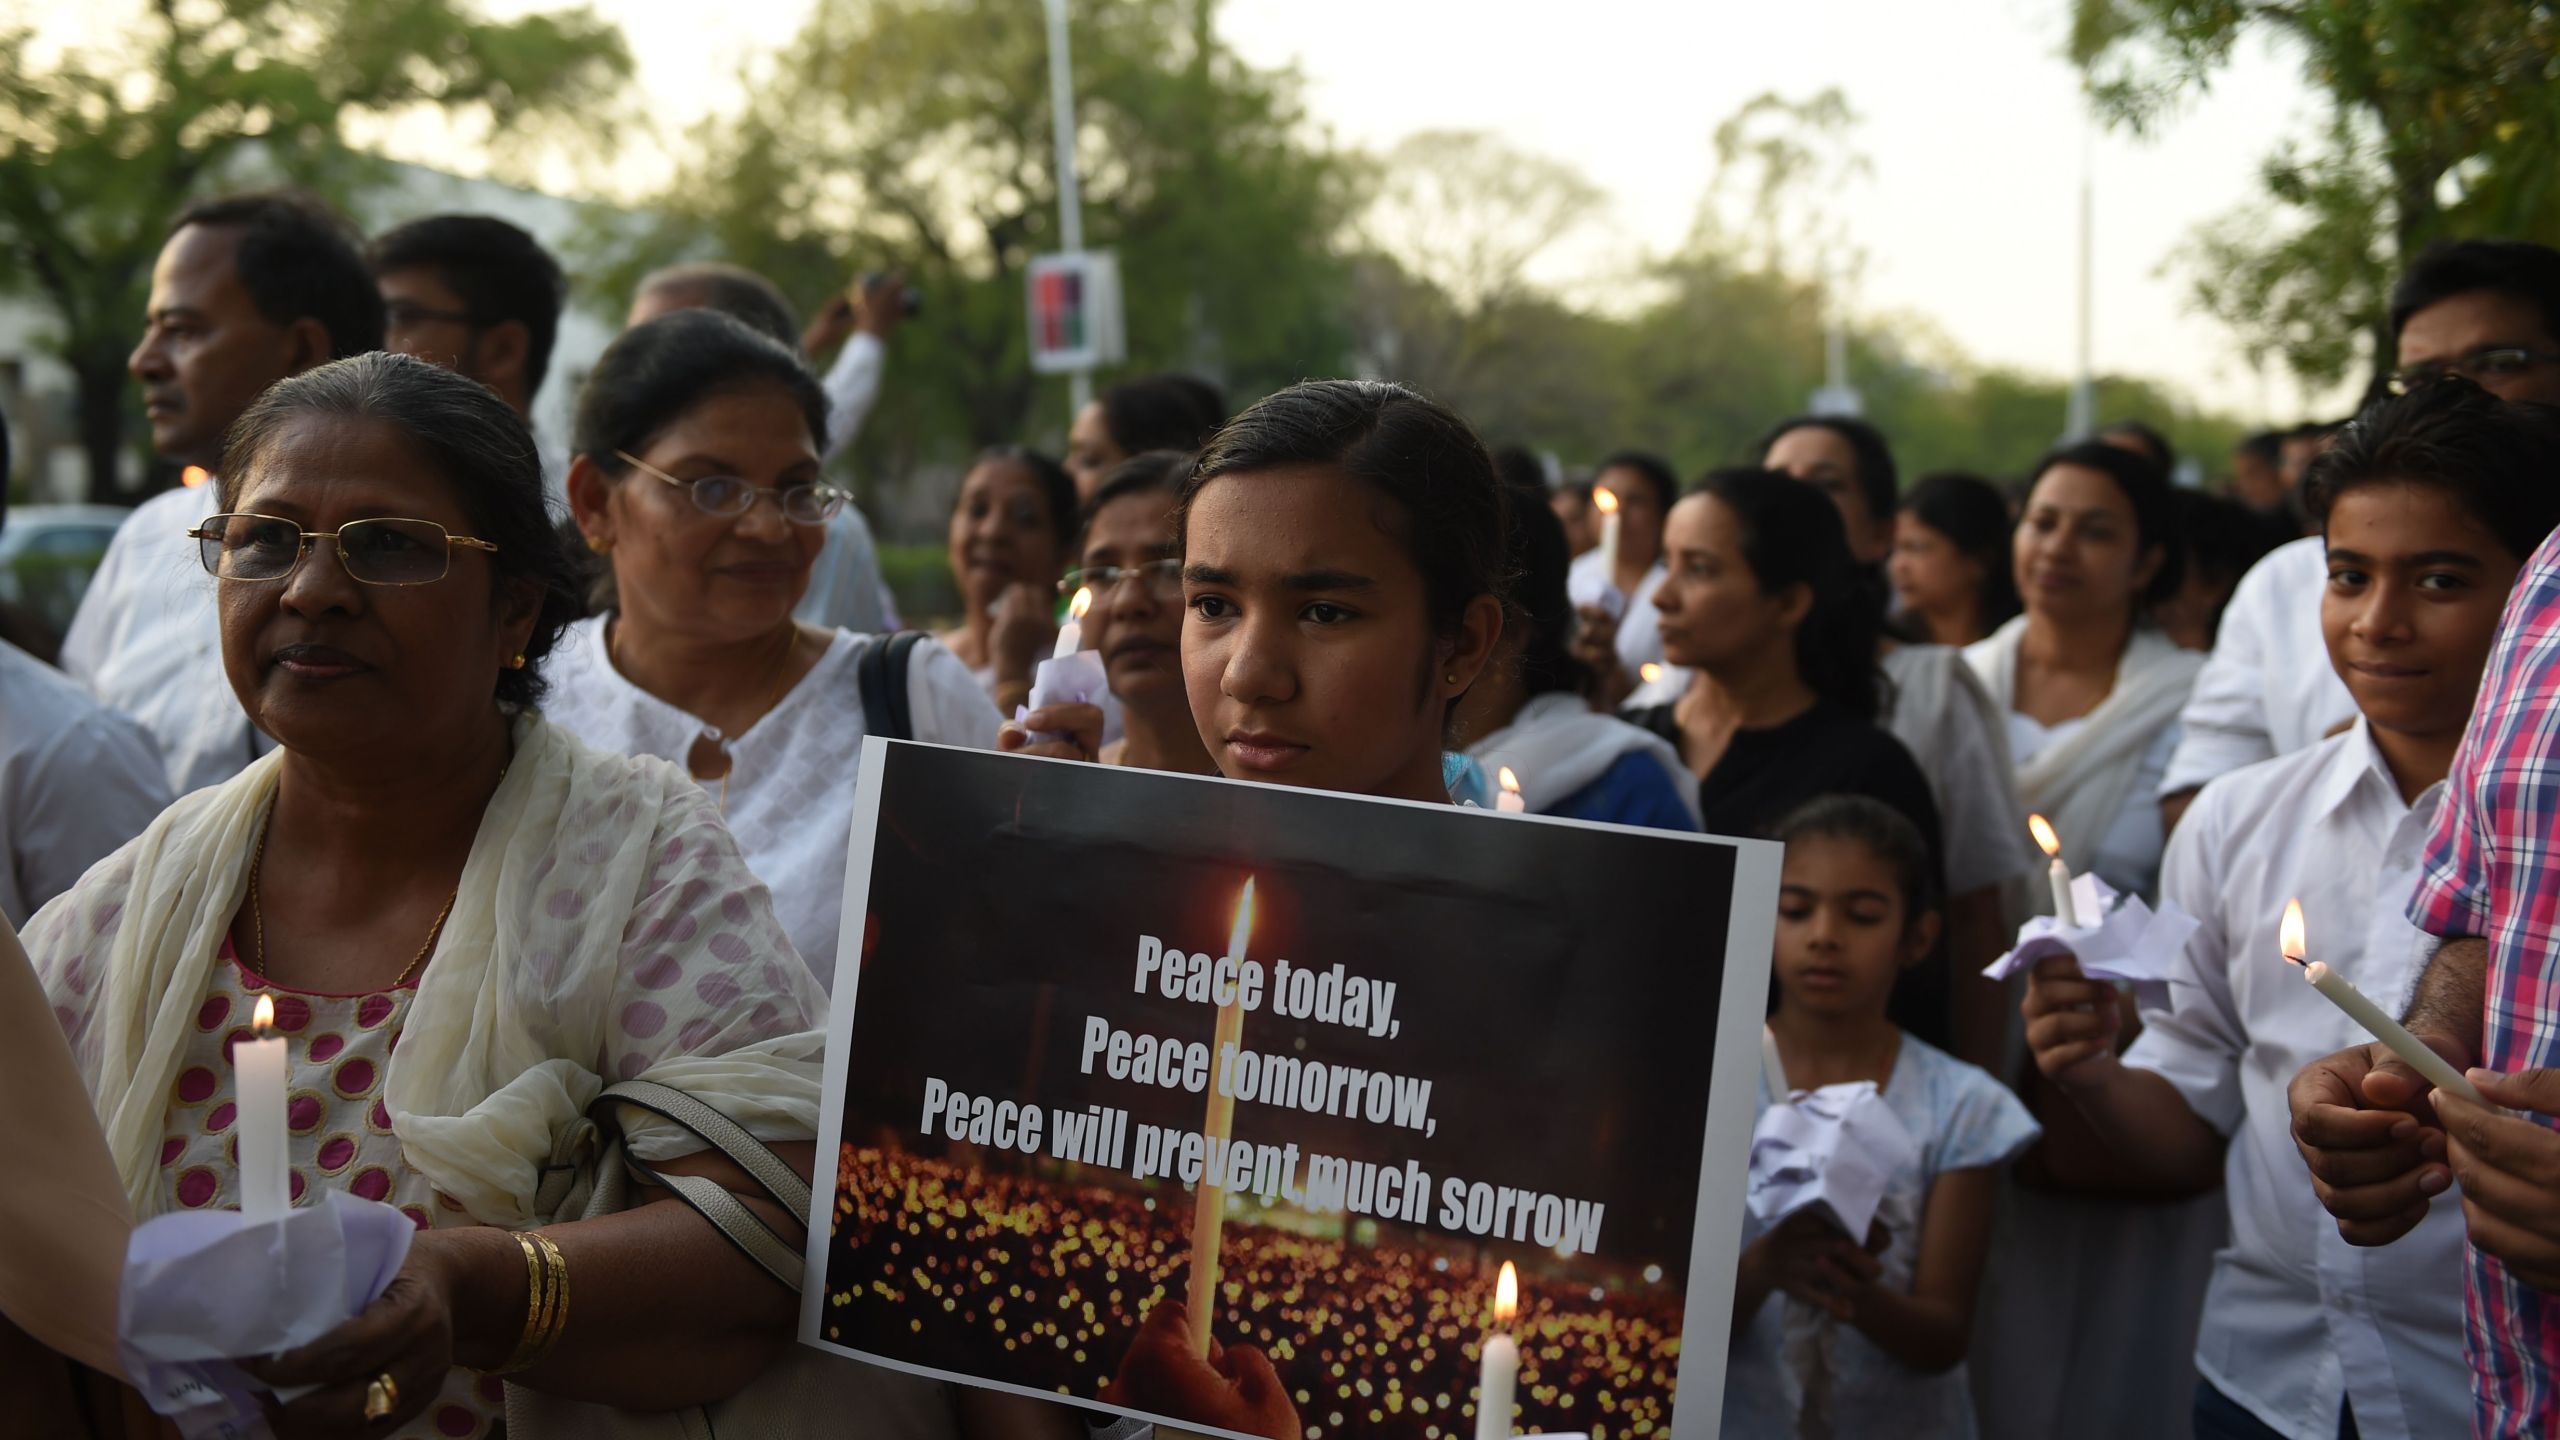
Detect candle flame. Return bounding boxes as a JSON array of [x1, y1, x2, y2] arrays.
[[2027, 813, 2061, 859], [1592, 486, 1619, 516], [1639, 662, 1663, 684], [1066, 586, 1093, 623], [1494, 1260, 1518, 1323], [1497, 766, 1522, 798], [1227, 877, 1256, 962], [2280, 898, 2307, 965], [252, 993, 276, 1035], [180, 465, 210, 489]]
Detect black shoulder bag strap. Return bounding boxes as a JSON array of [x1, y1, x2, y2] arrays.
[[855, 630, 925, 741]]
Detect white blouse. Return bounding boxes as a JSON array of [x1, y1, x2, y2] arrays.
[[542, 619, 1001, 990]]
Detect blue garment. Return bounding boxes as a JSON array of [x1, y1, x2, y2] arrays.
[[1723, 1033, 2040, 1439], [1545, 751, 1700, 831]]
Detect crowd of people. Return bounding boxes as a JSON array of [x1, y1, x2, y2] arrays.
[[3, 181, 2560, 1440]]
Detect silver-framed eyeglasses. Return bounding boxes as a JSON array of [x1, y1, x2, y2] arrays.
[[187, 513, 498, 586], [2386, 346, 2560, 396], [1059, 559, 1183, 600], [613, 449, 848, 526]]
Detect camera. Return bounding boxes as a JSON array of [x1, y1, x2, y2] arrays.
[[861, 272, 924, 319]]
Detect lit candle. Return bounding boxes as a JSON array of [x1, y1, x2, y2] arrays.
[[235, 994, 290, 1224], [1592, 486, 1622, 595], [1639, 662, 1662, 687], [1474, 1260, 1519, 1440], [1052, 586, 1093, 661], [1186, 877, 1256, 1357], [1495, 767, 1527, 814], [2029, 814, 2078, 928], [2280, 899, 2490, 1107]]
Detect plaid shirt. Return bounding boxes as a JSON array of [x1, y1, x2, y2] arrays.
[[2411, 522, 2560, 1436]]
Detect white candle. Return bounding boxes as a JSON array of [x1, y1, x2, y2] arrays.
[[1592, 487, 1622, 595], [1761, 1023, 1789, 1100], [2029, 814, 2078, 928], [1186, 877, 1256, 1357], [1052, 586, 1092, 661], [1475, 1260, 1520, 1440], [235, 994, 290, 1224], [1495, 767, 1527, 814], [2280, 899, 2490, 1107]]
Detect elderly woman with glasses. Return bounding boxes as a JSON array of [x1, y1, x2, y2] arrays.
[[551, 311, 998, 994], [23, 350, 834, 1438]]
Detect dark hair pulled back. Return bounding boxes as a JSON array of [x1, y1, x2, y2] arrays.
[[1181, 380, 1512, 640], [1691, 466, 1884, 721], [573, 309, 830, 469], [220, 351, 578, 709], [1773, 793, 1940, 919], [1899, 471, 2021, 631], [2024, 440, 2186, 610]]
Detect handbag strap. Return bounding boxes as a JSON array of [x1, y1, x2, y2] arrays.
[[589, 1080, 815, 1293], [856, 630, 924, 741]]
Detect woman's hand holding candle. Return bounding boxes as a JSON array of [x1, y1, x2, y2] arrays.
[[998, 702, 1105, 763]]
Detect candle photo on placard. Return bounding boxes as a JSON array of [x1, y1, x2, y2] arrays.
[[1475, 1260, 1520, 1440], [1053, 585, 1093, 661], [1495, 767, 1527, 814], [2028, 814, 2078, 928], [235, 994, 290, 1225], [1185, 876, 1257, 1358], [2280, 898, 2490, 1107]]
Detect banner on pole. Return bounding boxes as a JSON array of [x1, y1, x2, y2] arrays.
[[1028, 251, 1125, 374]]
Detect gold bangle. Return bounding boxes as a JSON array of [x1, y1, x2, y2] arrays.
[[489, 1231, 570, 1375]]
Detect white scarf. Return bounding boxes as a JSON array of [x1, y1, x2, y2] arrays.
[[1963, 619, 2202, 876], [1465, 692, 1704, 826], [22, 713, 826, 1224]]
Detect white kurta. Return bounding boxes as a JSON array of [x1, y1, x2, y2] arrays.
[[57, 484, 273, 795], [2160, 537, 2356, 798], [1882, 643, 2038, 899], [540, 618, 1001, 991], [798, 332, 900, 635], [0, 640, 171, 925]]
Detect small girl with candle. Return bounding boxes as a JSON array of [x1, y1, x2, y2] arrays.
[[1726, 795, 2037, 1439]]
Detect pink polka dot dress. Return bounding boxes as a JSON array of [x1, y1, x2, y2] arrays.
[[161, 942, 503, 1440]]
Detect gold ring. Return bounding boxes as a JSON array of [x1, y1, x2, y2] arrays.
[[362, 1372, 399, 1421]]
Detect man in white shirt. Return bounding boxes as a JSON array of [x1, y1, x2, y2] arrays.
[[627, 263, 902, 635], [2161, 239, 2560, 831], [60, 191, 384, 794], [368, 214, 564, 423], [2020, 377, 2558, 1440]]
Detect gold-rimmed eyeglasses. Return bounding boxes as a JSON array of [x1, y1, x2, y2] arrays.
[[612, 450, 848, 526], [187, 513, 499, 586]]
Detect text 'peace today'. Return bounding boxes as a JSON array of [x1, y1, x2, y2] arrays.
[[1133, 934, 1401, 1039]]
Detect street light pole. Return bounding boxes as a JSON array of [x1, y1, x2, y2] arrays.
[[1043, 0, 1092, 414], [2066, 104, 2096, 441]]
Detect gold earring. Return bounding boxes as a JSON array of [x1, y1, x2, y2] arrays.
[[586, 534, 612, 554], [1445, 673, 1459, 686], [509, 653, 528, 670]]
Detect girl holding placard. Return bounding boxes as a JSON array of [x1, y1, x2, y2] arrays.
[[1728, 796, 2037, 1438]]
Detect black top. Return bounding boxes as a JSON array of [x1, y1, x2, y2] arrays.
[[1630, 699, 1945, 862], [1632, 699, 1953, 1047]]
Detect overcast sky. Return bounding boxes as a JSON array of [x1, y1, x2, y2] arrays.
[[579, 0, 2338, 421], [47, 0, 2345, 422]]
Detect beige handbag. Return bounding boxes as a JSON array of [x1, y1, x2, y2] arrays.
[[501, 1080, 965, 1440]]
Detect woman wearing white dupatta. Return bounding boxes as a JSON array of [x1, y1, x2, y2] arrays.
[[21, 354, 851, 1440], [1961, 439, 2221, 1440]]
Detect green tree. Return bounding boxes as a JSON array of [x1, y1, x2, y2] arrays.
[[2072, 0, 2560, 391], [591, 0, 1359, 499], [0, 1, 631, 501]]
